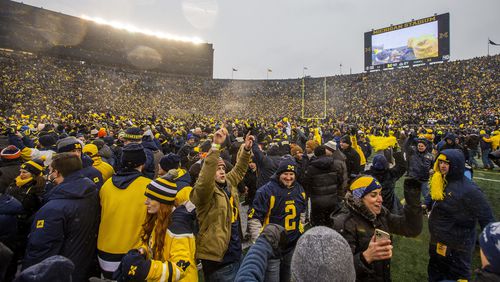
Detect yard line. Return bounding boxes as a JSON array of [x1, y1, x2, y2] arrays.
[[475, 177, 500, 183]]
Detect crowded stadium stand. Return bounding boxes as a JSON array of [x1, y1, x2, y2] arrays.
[[0, 0, 214, 77]]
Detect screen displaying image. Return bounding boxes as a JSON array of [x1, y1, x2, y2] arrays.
[[371, 21, 438, 65]]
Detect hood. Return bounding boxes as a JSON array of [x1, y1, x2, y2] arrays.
[[112, 169, 143, 189], [81, 154, 94, 168], [98, 144, 113, 159], [175, 169, 192, 190], [92, 156, 103, 166], [440, 149, 465, 180], [372, 154, 389, 171], [443, 132, 457, 143], [0, 193, 23, 214], [310, 155, 334, 170], [142, 137, 159, 151], [48, 172, 97, 200]]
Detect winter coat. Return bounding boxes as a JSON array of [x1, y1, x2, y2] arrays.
[[190, 145, 250, 262], [304, 155, 345, 223], [365, 152, 406, 214], [234, 236, 274, 282], [22, 172, 99, 282], [97, 169, 151, 273], [252, 143, 281, 189], [331, 182, 422, 282], [0, 193, 23, 248], [341, 147, 361, 177], [80, 154, 104, 189], [91, 156, 115, 182], [428, 149, 494, 254], [405, 139, 434, 182], [0, 158, 22, 192], [142, 138, 159, 179], [474, 268, 500, 282]]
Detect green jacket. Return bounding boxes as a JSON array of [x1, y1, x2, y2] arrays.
[[190, 144, 250, 262]]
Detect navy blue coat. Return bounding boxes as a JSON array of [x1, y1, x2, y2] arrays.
[[23, 172, 100, 282], [235, 236, 274, 282], [0, 193, 23, 247], [428, 149, 494, 252]]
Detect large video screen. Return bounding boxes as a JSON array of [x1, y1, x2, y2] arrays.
[[364, 13, 449, 71]]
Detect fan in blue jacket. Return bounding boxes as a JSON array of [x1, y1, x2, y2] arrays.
[[426, 149, 494, 282], [23, 153, 99, 282]]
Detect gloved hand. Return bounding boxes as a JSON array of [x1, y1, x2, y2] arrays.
[[403, 177, 422, 207], [113, 249, 151, 282], [261, 223, 287, 251]]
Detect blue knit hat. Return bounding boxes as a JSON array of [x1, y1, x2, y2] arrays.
[[121, 143, 146, 168], [479, 222, 500, 274], [350, 175, 382, 199], [372, 155, 388, 171], [159, 153, 181, 171], [123, 127, 143, 141], [275, 157, 298, 176]]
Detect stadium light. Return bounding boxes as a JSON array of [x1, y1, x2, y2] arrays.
[[81, 15, 205, 44]]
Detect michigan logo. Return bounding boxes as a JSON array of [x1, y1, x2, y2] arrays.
[[36, 220, 44, 229], [287, 165, 295, 171], [93, 177, 99, 183], [128, 265, 137, 276], [176, 260, 191, 271]]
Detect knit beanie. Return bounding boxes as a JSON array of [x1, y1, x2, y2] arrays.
[[350, 175, 382, 199], [372, 154, 389, 171], [121, 143, 146, 169], [97, 128, 107, 138], [314, 145, 326, 157], [291, 226, 355, 282], [123, 127, 143, 141], [340, 135, 352, 146], [56, 137, 83, 153], [145, 176, 178, 205], [83, 144, 99, 157], [21, 159, 45, 176], [324, 140, 337, 153], [1, 145, 21, 160], [275, 157, 298, 176], [479, 222, 500, 274], [38, 134, 57, 147], [160, 153, 181, 171]]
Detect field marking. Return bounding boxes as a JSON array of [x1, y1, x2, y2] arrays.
[[475, 177, 500, 183]]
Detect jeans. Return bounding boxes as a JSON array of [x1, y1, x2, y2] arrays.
[[420, 181, 429, 200], [205, 260, 241, 282], [468, 149, 479, 167], [427, 244, 472, 282], [481, 148, 494, 169], [265, 247, 294, 282]]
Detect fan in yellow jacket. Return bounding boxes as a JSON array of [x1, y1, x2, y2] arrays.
[[135, 175, 197, 282], [83, 143, 115, 182]]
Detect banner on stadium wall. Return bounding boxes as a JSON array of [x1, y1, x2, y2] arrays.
[[364, 13, 450, 71]]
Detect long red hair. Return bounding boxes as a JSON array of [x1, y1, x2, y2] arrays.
[[141, 203, 174, 260]]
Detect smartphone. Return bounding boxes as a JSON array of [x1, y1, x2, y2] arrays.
[[374, 229, 390, 241]]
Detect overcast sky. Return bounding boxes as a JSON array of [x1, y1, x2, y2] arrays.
[[18, 0, 500, 79]]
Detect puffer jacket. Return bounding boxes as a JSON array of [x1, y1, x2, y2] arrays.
[[0, 193, 23, 247], [190, 145, 250, 262], [331, 178, 422, 282], [304, 155, 345, 225], [428, 149, 494, 252]]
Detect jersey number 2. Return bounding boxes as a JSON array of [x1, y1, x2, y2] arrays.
[[284, 204, 296, 231]]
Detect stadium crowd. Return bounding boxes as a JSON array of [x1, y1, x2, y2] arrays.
[[0, 48, 500, 282]]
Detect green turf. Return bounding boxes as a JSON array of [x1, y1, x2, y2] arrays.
[[391, 168, 500, 281]]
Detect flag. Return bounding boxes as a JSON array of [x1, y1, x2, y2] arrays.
[[303, 67, 308, 70], [489, 39, 500, 46], [232, 68, 238, 71], [267, 68, 272, 72]]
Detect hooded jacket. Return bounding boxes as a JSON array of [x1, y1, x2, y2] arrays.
[[0, 193, 23, 247], [97, 169, 151, 274], [428, 149, 494, 252], [23, 172, 99, 282], [331, 178, 422, 282]]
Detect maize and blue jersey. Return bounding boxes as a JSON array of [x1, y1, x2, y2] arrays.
[[248, 176, 306, 250]]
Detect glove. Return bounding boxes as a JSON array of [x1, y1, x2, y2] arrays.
[[403, 177, 422, 207], [113, 249, 151, 282], [261, 223, 287, 251]]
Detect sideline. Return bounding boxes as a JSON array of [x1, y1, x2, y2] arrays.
[[474, 177, 500, 183]]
